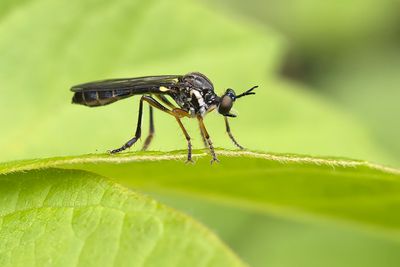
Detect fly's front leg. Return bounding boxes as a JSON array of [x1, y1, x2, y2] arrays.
[[109, 96, 144, 154], [141, 106, 154, 151], [224, 117, 244, 150], [197, 116, 219, 163]]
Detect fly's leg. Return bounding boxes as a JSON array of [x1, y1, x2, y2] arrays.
[[224, 117, 244, 150], [175, 118, 193, 163], [156, 94, 177, 109], [109, 96, 145, 154], [198, 120, 208, 148], [197, 116, 219, 163], [141, 106, 154, 151], [135, 96, 192, 162], [170, 108, 192, 163]]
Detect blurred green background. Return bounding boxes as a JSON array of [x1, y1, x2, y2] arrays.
[[203, 0, 400, 168], [1, 0, 399, 266]]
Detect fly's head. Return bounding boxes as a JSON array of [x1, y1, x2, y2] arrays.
[[217, 86, 258, 117]]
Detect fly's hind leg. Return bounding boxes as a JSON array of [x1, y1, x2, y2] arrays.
[[141, 106, 154, 151], [125, 95, 192, 162], [110, 94, 193, 162], [109, 96, 145, 154], [156, 94, 177, 109]]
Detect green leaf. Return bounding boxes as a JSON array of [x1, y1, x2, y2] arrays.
[[0, 168, 245, 267], [2, 150, 400, 234], [0, 0, 395, 166], [2, 152, 400, 266], [2, 0, 398, 266]]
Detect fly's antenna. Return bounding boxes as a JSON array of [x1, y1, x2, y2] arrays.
[[236, 85, 258, 99]]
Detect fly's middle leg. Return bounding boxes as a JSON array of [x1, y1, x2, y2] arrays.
[[198, 120, 208, 149], [175, 118, 193, 163], [197, 116, 219, 163]]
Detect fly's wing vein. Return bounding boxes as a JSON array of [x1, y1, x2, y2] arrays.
[[71, 75, 182, 107], [70, 75, 182, 92]]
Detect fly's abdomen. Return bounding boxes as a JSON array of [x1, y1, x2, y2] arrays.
[[72, 89, 132, 107]]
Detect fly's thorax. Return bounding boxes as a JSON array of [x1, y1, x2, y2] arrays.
[[171, 87, 215, 117], [182, 72, 214, 91], [188, 88, 218, 117], [170, 72, 218, 117]]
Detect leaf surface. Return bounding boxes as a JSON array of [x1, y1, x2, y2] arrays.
[[0, 168, 245, 267], [2, 150, 400, 235]]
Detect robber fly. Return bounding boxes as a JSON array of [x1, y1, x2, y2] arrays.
[[71, 72, 257, 162]]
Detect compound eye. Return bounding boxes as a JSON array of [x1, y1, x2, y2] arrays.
[[218, 95, 233, 115]]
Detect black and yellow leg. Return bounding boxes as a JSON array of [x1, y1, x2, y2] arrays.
[[142, 97, 192, 161], [141, 106, 154, 151], [109, 95, 192, 161], [156, 95, 177, 109], [224, 117, 244, 150], [175, 118, 193, 163], [197, 116, 218, 163]]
